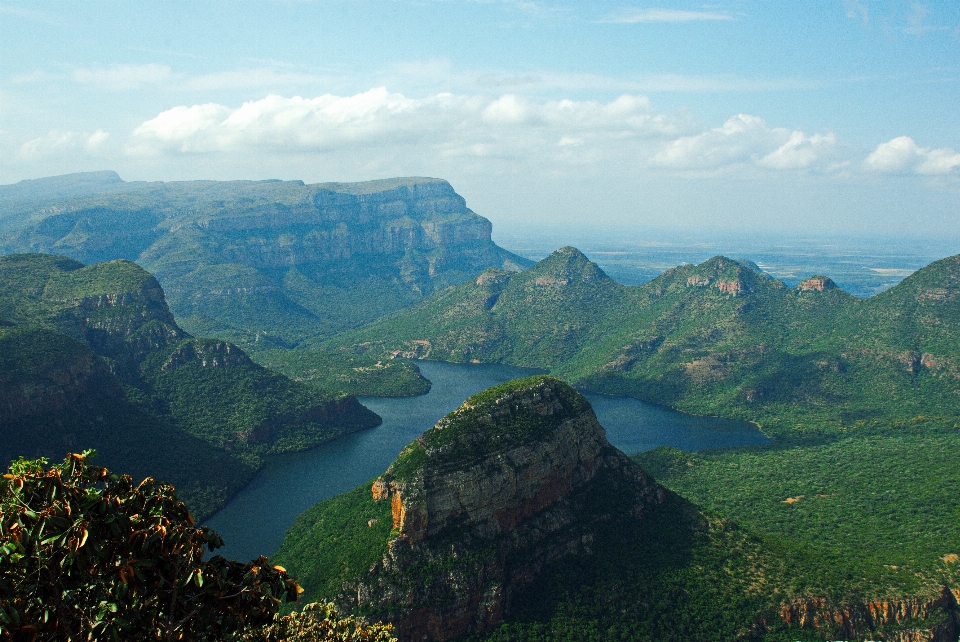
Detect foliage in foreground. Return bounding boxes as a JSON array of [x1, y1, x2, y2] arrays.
[[244, 602, 395, 642], [0, 451, 300, 641]]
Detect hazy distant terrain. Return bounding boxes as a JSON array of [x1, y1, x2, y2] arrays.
[[495, 227, 958, 298]]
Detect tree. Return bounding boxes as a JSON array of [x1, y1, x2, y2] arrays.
[[0, 451, 300, 641]]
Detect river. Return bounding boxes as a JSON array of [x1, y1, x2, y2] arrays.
[[204, 360, 768, 561]]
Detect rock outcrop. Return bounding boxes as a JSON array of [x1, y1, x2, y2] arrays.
[[775, 588, 960, 642], [797, 275, 837, 292], [341, 376, 665, 641]]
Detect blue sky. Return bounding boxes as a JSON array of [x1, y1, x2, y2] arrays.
[[2, 1, 959, 237]]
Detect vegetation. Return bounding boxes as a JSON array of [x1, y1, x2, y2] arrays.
[[270, 482, 393, 606], [0, 452, 399, 642], [633, 425, 960, 599], [256, 348, 430, 398], [0, 253, 380, 519], [0, 451, 300, 641], [243, 602, 395, 642]]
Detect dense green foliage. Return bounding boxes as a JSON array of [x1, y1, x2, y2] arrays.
[[633, 425, 960, 599], [0, 254, 380, 518], [270, 482, 393, 606], [256, 349, 430, 398], [0, 452, 300, 641]]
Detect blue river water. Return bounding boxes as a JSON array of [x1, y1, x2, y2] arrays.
[[204, 360, 768, 561]]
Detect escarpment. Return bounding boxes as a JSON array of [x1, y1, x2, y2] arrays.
[[0, 174, 532, 347], [303, 376, 665, 642], [773, 588, 960, 642]]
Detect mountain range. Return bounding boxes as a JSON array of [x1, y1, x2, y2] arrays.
[[325, 246, 960, 437]]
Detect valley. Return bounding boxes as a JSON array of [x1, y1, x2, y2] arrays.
[[1, 172, 959, 641]]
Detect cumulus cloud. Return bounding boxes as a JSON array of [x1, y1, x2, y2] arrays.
[[606, 8, 733, 23], [20, 129, 110, 159], [73, 64, 173, 90], [128, 89, 694, 159], [653, 114, 838, 171], [124, 89, 854, 178], [865, 136, 960, 175]]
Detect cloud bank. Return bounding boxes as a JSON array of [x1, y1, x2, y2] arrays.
[[127, 88, 844, 177]]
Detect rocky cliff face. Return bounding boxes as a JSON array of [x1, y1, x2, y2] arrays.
[[774, 588, 960, 642], [341, 376, 665, 642]]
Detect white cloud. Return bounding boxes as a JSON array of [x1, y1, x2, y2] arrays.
[[20, 129, 110, 159], [126, 89, 853, 180], [865, 136, 960, 175], [129, 89, 691, 157], [653, 114, 838, 171], [73, 64, 173, 90], [605, 8, 733, 23], [760, 131, 837, 170]]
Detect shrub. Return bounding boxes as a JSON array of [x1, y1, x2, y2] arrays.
[[0, 451, 299, 641]]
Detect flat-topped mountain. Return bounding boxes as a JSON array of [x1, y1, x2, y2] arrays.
[[0, 172, 531, 349], [273, 376, 665, 641], [0, 253, 380, 517]]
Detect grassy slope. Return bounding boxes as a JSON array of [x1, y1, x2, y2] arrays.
[[271, 481, 393, 605]]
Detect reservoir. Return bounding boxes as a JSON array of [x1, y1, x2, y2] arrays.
[[205, 360, 768, 561]]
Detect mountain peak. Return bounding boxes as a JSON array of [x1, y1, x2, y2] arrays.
[[526, 246, 611, 285], [380, 375, 590, 489]]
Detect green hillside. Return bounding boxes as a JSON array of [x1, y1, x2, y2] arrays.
[[0, 253, 381, 518], [326, 248, 960, 438]]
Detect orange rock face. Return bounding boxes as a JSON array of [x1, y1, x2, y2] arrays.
[[797, 275, 836, 291]]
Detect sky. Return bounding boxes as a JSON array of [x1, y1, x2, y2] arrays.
[[2, 0, 959, 238]]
